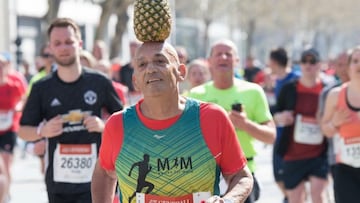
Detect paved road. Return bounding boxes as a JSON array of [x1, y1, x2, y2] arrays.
[[9, 140, 334, 203]]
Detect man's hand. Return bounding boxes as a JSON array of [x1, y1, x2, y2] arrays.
[[229, 110, 249, 131], [274, 110, 294, 127], [83, 115, 105, 133], [40, 115, 63, 138]]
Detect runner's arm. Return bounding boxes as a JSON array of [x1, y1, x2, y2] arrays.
[[222, 165, 253, 202], [91, 161, 117, 203], [321, 88, 341, 137], [242, 119, 276, 144]]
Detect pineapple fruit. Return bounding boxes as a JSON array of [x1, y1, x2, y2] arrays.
[[133, 0, 172, 42]]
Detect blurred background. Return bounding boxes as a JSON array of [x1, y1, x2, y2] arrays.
[[1, 0, 360, 71]]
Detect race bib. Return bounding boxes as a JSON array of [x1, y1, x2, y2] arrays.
[[335, 135, 360, 168], [53, 143, 97, 183], [136, 192, 211, 203], [294, 114, 323, 145], [0, 110, 14, 131]]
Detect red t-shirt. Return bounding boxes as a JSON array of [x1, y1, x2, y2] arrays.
[[99, 100, 247, 175], [0, 76, 26, 134], [284, 81, 326, 160]]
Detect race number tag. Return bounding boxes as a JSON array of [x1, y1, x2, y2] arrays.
[[0, 110, 14, 131], [294, 114, 323, 145], [136, 192, 211, 203], [53, 143, 97, 183], [335, 135, 360, 168]]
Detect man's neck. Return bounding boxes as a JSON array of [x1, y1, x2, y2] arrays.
[[140, 95, 186, 120], [213, 75, 234, 89], [57, 62, 82, 83], [299, 76, 319, 88]]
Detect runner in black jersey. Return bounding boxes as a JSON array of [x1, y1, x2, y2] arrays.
[[18, 18, 123, 203]]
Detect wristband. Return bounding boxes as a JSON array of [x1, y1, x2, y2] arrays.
[[36, 121, 45, 138]]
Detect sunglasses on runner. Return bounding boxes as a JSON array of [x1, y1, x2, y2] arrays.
[[301, 57, 317, 65]]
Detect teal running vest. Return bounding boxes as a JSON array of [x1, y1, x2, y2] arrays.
[[115, 99, 220, 202]]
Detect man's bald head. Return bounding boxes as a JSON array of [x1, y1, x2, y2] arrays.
[[135, 42, 180, 66]]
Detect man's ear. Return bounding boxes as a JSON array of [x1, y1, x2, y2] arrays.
[[132, 75, 140, 91], [177, 64, 187, 82]]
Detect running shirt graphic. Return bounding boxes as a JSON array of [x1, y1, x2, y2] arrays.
[[116, 99, 218, 202]]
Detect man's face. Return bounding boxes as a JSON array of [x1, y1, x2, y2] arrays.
[[334, 54, 349, 81], [300, 55, 320, 78], [267, 58, 277, 72], [133, 42, 184, 97], [49, 26, 82, 67], [208, 43, 238, 78]]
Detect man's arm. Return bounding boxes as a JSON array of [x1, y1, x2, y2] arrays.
[[222, 166, 253, 202], [229, 111, 276, 144], [18, 115, 63, 141], [91, 161, 117, 203]]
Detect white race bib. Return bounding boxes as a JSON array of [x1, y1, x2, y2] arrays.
[[136, 192, 211, 203], [294, 114, 323, 145], [0, 110, 14, 131], [53, 143, 97, 183], [335, 135, 360, 168]]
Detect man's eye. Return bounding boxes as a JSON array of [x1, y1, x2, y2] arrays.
[[138, 62, 146, 67], [155, 60, 166, 64]]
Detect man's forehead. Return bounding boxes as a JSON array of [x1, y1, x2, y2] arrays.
[[136, 42, 176, 59]]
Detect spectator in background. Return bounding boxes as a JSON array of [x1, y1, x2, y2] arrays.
[[175, 46, 188, 64], [182, 58, 210, 96], [244, 55, 265, 85], [110, 58, 122, 82], [188, 39, 276, 203], [19, 18, 123, 203], [267, 47, 300, 203], [176, 46, 190, 93], [27, 45, 55, 95], [274, 48, 328, 203], [262, 68, 276, 112], [80, 50, 97, 68], [0, 52, 27, 200], [92, 40, 109, 61], [119, 40, 142, 105], [25, 45, 56, 174], [319, 50, 350, 203], [94, 59, 128, 107], [21, 59, 33, 82]]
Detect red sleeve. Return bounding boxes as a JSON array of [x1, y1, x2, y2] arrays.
[[200, 103, 247, 175], [99, 111, 124, 171]]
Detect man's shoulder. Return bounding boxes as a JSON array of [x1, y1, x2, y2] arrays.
[[83, 68, 111, 82], [233, 78, 263, 92], [198, 102, 228, 122]]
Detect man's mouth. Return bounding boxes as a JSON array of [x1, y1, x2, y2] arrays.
[[147, 79, 162, 84]]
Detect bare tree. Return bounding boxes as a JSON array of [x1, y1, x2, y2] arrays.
[[95, 0, 134, 58], [41, 0, 62, 42]]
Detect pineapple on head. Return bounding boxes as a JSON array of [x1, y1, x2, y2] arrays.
[[133, 0, 172, 42]]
